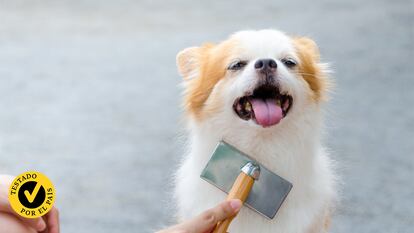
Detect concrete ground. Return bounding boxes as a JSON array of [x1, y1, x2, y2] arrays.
[[0, 0, 413, 232]]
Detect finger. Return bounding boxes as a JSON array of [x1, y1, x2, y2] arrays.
[[0, 212, 37, 233], [11, 216, 46, 232], [183, 199, 242, 233], [0, 175, 15, 212], [0, 175, 48, 232], [0, 202, 46, 231], [0, 175, 15, 186], [19, 215, 46, 231], [41, 207, 59, 233]]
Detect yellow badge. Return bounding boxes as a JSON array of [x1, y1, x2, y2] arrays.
[[8, 171, 55, 218]]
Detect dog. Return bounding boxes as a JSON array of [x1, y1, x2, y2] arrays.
[[174, 29, 336, 233]]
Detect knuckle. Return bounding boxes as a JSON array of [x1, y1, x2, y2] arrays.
[[201, 211, 216, 225], [219, 202, 232, 215]]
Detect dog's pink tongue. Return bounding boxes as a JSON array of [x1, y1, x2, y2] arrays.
[[250, 98, 283, 127]]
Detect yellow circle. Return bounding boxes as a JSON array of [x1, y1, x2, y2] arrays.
[[8, 171, 55, 219]]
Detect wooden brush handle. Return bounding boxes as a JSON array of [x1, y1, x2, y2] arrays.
[[212, 172, 255, 233]]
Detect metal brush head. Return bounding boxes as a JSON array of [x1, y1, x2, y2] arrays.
[[200, 141, 292, 219]]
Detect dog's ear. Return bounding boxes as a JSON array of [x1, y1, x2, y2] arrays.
[[176, 44, 215, 80], [292, 37, 320, 62], [292, 36, 331, 101], [176, 47, 201, 80]]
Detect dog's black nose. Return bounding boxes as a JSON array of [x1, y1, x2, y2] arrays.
[[254, 59, 277, 71]]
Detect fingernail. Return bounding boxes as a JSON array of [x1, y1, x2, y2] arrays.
[[229, 199, 242, 212], [37, 221, 46, 231]]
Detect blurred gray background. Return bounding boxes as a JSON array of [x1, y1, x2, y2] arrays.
[[0, 0, 413, 232]]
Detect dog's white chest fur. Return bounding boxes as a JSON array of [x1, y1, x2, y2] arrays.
[[174, 116, 335, 233]]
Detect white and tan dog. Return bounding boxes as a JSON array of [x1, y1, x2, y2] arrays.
[[174, 29, 336, 233]]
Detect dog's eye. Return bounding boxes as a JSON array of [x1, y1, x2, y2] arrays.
[[282, 58, 297, 68], [228, 60, 247, 70]]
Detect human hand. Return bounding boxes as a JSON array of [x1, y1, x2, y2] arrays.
[[157, 199, 242, 233], [0, 174, 60, 233]]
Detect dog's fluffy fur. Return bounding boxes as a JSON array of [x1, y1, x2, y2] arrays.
[[174, 29, 336, 233]]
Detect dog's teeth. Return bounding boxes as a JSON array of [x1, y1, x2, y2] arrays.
[[276, 99, 281, 106], [244, 101, 252, 112]]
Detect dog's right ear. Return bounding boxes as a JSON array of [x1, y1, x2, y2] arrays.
[[176, 47, 201, 80]]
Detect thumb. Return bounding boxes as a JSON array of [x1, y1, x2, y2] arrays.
[[204, 199, 242, 222], [183, 199, 242, 233]]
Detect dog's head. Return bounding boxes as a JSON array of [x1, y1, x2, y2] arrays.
[[177, 30, 329, 131]]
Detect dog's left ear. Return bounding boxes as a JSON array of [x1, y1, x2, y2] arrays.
[[176, 46, 201, 80], [292, 37, 320, 62]]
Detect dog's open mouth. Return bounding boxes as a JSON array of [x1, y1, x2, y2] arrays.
[[233, 84, 293, 128]]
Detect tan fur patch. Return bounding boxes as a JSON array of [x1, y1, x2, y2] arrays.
[[306, 208, 331, 233], [293, 37, 329, 101], [324, 213, 331, 230], [177, 40, 238, 119]]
